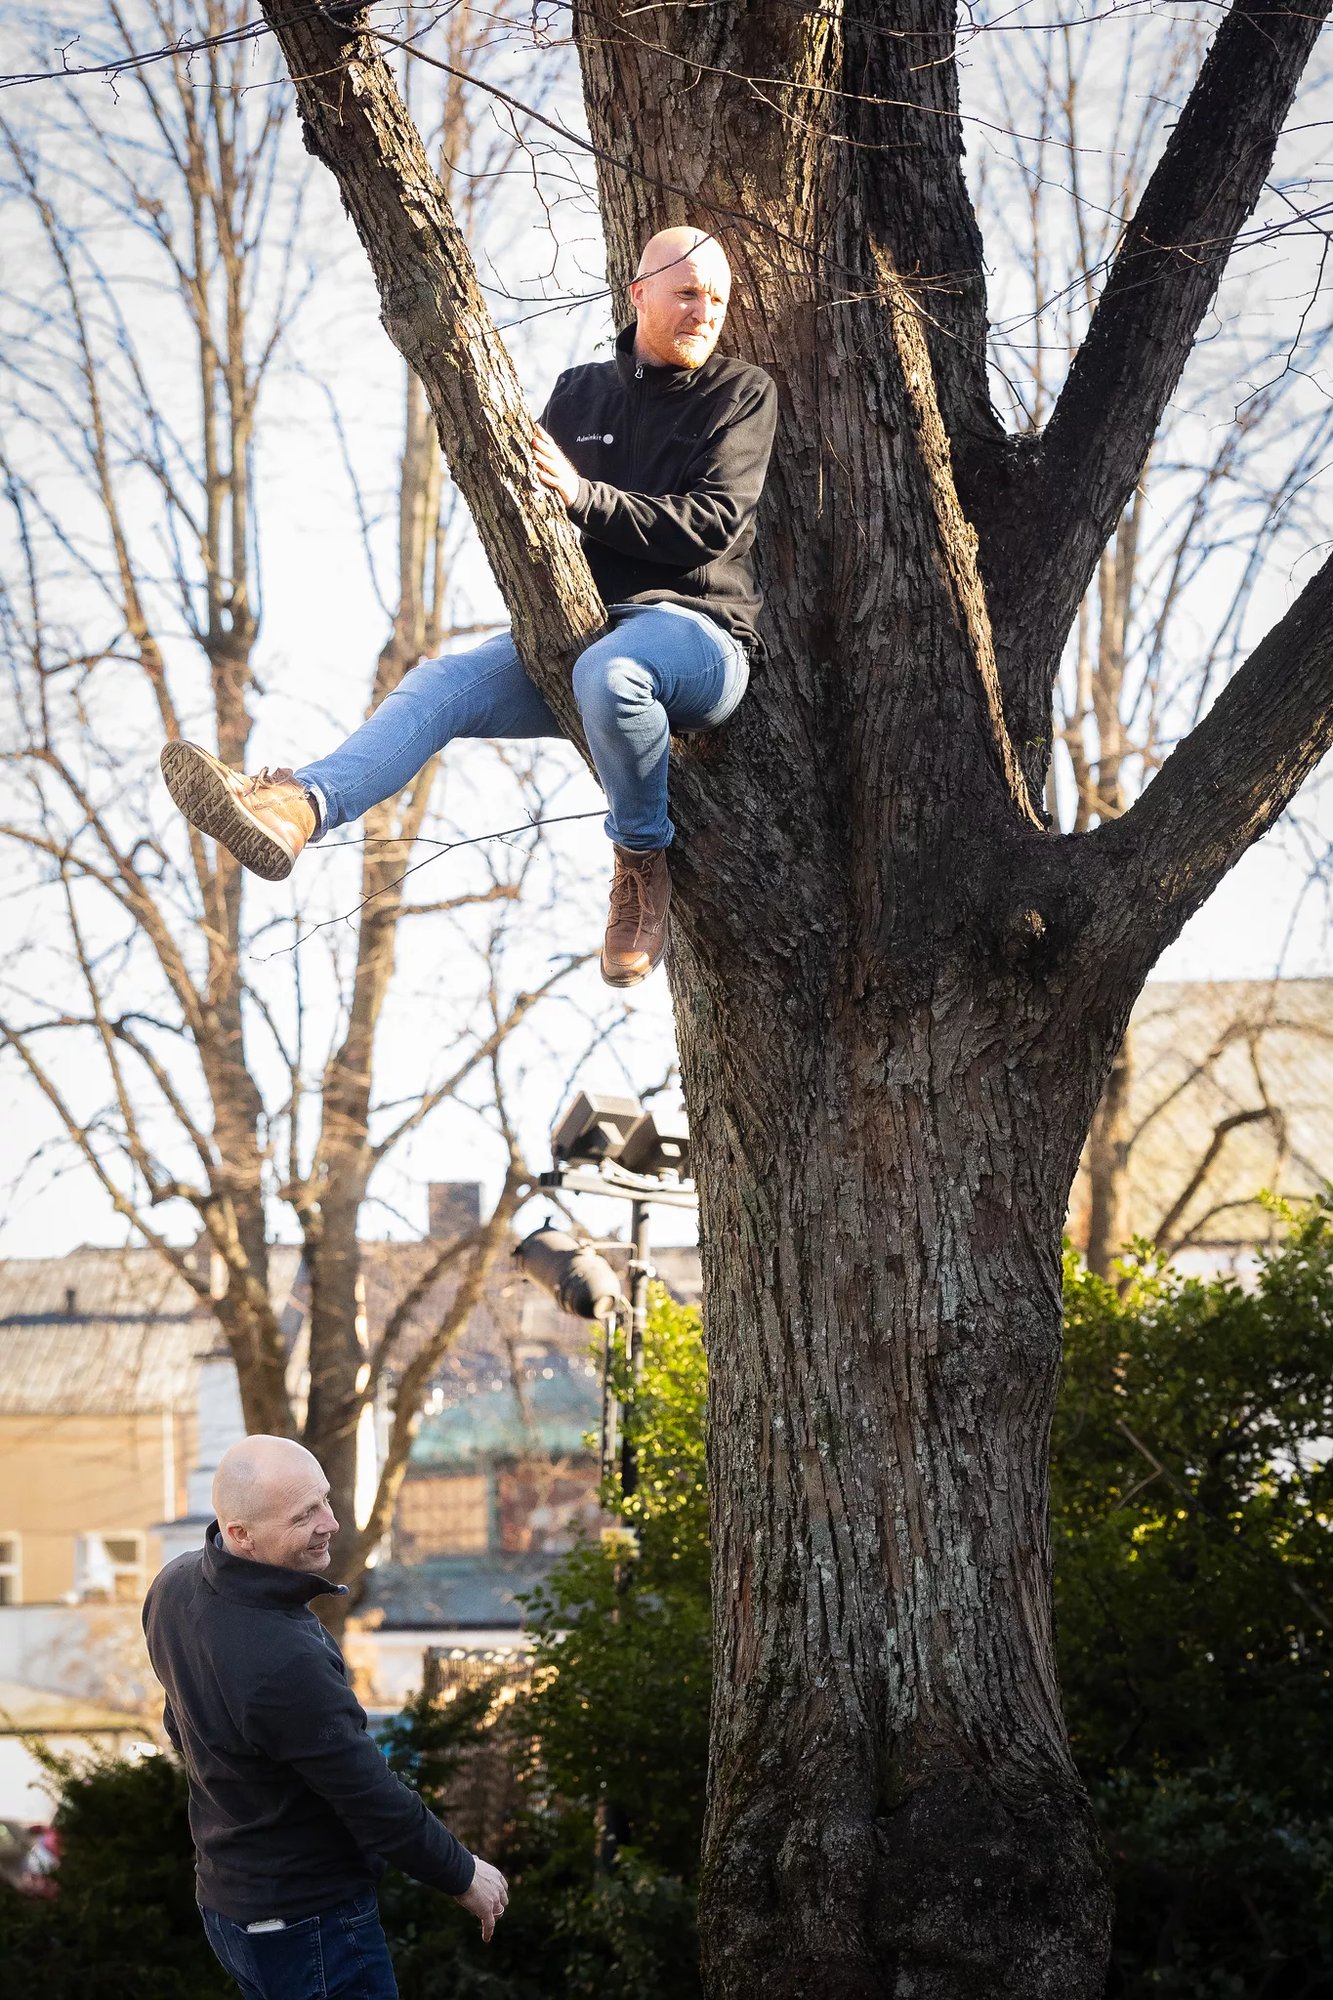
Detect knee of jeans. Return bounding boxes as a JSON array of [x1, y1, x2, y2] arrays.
[[573, 649, 652, 720]]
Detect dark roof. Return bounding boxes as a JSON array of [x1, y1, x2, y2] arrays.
[[0, 1246, 197, 1322], [0, 1228, 701, 1418], [356, 1553, 560, 1629]]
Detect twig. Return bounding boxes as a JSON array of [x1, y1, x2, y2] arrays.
[[251, 807, 605, 956]]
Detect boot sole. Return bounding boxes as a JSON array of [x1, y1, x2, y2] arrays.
[[160, 741, 296, 882], [600, 942, 666, 989]]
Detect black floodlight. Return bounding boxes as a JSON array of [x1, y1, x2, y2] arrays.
[[514, 1224, 625, 1320], [617, 1107, 691, 1180], [551, 1090, 642, 1165]]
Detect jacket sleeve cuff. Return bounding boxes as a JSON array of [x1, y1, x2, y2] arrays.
[[568, 477, 597, 525], [439, 1839, 476, 1896]]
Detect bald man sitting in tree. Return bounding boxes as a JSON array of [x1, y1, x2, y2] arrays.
[[144, 1435, 508, 1998], [160, 227, 778, 987]]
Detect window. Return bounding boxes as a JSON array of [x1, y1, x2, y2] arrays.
[[104, 1534, 144, 1600], [498, 1468, 602, 1554], [394, 1475, 490, 1557], [0, 1535, 19, 1606], [74, 1532, 145, 1603]]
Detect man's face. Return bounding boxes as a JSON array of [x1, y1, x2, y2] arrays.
[[230, 1461, 339, 1572], [630, 249, 731, 370]]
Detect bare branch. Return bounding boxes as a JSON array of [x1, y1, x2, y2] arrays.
[[1153, 1106, 1283, 1252], [1090, 551, 1333, 963], [0, 1014, 209, 1284], [994, 0, 1330, 760]]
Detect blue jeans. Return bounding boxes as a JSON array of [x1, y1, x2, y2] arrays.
[[201, 1890, 398, 1998], [296, 602, 749, 852]]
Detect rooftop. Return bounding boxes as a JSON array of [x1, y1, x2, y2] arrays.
[[356, 1552, 559, 1629], [411, 1350, 602, 1469]]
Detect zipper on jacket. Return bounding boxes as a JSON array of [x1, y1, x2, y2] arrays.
[[629, 362, 646, 468]]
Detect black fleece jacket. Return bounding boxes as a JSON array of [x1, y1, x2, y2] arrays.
[[541, 325, 777, 654], [143, 1526, 474, 1921]]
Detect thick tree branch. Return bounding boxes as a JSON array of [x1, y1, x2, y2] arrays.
[[880, 260, 1041, 829], [255, 2, 602, 744], [996, 0, 1330, 766], [850, 0, 1008, 520], [1091, 551, 1333, 960]]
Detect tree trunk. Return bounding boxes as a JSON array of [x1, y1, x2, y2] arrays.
[[572, 10, 1119, 1964], [302, 408, 440, 1555], [678, 958, 1113, 1993]]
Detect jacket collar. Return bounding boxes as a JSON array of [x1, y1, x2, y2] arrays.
[[202, 1520, 348, 1608], [613, 322, 723, 396]]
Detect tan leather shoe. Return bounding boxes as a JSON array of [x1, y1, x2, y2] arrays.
[[159, 741, 316, 882], [601, 845, 671, 988]]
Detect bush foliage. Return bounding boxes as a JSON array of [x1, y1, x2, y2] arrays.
[[6, 1213, 1332, 1997], [1055, 1201, 1333, 1997]]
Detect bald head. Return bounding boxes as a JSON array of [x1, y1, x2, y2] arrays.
[[630, 227, 732, 371], [213, 1435, 338, 1573], [634, 226, 730, 287]]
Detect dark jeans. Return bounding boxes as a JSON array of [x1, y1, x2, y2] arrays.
[[201, 1890, 399, 1999]]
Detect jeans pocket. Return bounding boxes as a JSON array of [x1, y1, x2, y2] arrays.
[[239, 1915, 326, 2000]]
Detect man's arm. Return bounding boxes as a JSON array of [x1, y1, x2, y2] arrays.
[[541, 377, 777, 568], [245, 1648, 476, 1898]]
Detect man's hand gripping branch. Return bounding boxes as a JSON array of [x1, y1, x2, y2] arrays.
[[531, 423, 580, 507]]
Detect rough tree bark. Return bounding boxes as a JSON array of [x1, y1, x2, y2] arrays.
[[256, 2, 1333, 1992]]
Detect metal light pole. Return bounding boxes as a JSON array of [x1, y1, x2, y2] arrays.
[[513, 1092, 698, 1874], [621, 1197, 651, 1498]]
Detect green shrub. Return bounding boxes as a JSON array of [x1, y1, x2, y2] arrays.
[[0, 1741, 228, 1998], [1057, 1198, 1333, 1997]]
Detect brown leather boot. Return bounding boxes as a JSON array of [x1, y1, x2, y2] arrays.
[[159, 741, 316, 882], [601, 845, 672, 988]]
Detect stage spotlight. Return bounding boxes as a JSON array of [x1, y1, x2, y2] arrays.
[[550, 1090, 643, 1165]]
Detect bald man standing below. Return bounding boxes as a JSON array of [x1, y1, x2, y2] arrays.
[[159, 227, 778, 987], [143, 1436, 507, 1998]]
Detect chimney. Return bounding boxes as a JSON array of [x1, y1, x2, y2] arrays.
[[64, 1285, 77, 1314], [427, 1182, 482, 1243]]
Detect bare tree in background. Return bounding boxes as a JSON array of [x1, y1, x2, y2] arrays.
[[0, 0, 614, 1612], [977, 13, 1333, 1274]]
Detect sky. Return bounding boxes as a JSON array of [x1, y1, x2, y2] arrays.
[[1, 2, 1330, 1265]]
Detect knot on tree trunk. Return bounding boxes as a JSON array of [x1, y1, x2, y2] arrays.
[[999, 905, 1048, 963]]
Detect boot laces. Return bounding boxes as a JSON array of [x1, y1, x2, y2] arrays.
[[609, 855, 652, 930], [242, 764, 296, 797]]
